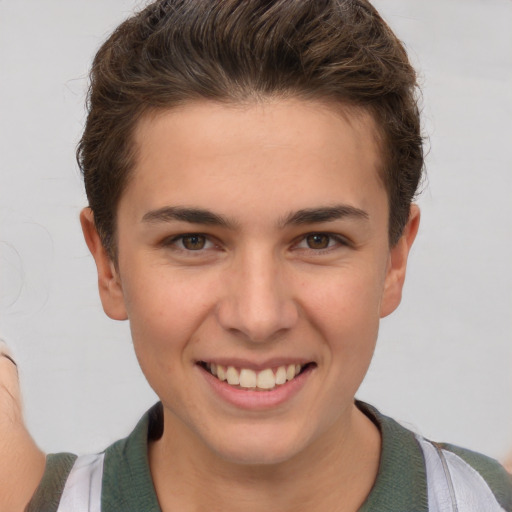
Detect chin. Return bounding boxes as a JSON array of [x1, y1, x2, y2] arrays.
[[216, 443, 299, 467], [206, 425, 310, 467]]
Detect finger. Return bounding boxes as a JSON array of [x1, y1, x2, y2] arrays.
[[0, 339, 22, 420], [0, 352, 17, 368], [0, 339, 16, 364]]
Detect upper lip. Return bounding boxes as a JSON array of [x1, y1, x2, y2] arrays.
[[197, 358, 315, 371]]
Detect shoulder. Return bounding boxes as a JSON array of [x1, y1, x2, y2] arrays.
[[26, 452, 78, 512], [358, 401, 512, 512], [427, 440, 512, 511], [26, 403, 163, 512]]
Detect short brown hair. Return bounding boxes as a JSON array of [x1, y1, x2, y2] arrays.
[[77, 0, 423, 257]]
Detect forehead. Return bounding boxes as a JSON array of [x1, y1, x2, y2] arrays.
[[122, 99, 387, 226]]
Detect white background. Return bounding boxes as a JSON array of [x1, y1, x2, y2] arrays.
[[1, 0, 511, 460]]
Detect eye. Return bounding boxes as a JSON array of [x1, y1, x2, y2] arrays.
[[305, 233, 331, 250], [181, 234, 207, 250], [295, 233, 347, 251], [165, 234, 215, 251]]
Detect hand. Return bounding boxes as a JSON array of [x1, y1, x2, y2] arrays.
[[0, 340, 46, 512]]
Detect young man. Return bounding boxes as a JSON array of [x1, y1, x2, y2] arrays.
[[1, 1, 511, 511]]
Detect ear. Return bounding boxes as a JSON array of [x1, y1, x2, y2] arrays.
[[380, 205, 420, 318], [80, 208, 128, 321]]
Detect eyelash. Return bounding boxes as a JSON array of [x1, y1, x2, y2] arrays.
[[163, 233, 216, 252], [162, 232, 349, 254], [294, 233, 350, 252]]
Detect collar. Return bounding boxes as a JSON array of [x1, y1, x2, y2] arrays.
[[101, 401, 428, 512]]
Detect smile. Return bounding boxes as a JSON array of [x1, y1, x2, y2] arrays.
[[199, 362, 313, 391]]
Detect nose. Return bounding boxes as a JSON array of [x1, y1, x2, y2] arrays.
[[215, 249, 299, 343]]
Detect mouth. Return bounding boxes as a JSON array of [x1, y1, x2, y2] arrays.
[[198, 361, 316, 392]]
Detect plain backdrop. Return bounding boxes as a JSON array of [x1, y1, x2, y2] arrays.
[[1, 0, 511, 460]]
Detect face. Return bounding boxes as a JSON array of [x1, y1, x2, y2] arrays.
[[82, 99, 418, 466]]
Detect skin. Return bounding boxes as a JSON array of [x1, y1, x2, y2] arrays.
[[505, 455, 512, 474], [0, 348, 45, 511], [81, 98, 420, 511]]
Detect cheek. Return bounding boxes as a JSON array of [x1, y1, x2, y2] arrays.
[[122, 271, 216, 407], [305, 265, 383, 320], [121, 268, 218, 363], [301, 266, 384, 357]]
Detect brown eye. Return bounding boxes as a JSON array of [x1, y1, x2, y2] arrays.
[[181, 234, 206, 250], [306, 233, 330, 249]]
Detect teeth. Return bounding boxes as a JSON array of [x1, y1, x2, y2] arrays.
[[239, 369, 257, 388], [257, 368, 276, 389], [205, 363, 305, 390], [226, 366, 240, 385], [275, 366, 287, 385], [217, 365, 227, 381]]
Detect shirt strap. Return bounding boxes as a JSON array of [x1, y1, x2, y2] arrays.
[[416, 435, 506, 512], [56, 453, 104, 512]]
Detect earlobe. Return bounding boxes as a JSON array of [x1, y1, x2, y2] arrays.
[[380, 205, 420, 318], [80, 208, 128, 321]]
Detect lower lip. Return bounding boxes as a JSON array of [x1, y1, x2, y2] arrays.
[[198, 365, 314, 410]]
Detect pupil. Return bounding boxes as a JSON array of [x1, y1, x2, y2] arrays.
[[183, 235, 205, 250], [307, 234, 329, 249]]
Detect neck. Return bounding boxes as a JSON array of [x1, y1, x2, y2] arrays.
[[149, 404, 381, 512]]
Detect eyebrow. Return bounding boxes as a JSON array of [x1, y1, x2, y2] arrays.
[[280, 205, 369, 227], [141, 204, 369, 229], [142, 206, 235, 228]]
